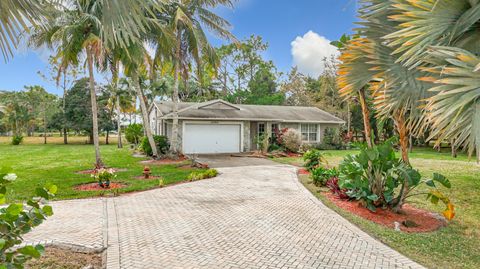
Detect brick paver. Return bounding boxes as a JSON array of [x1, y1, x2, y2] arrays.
[[24, 164, 425, 269]]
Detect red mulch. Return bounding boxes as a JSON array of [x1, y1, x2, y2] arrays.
[[74, 182, 126, 191], [322, 192, 446, 233], [286, 152, 302, 157], [133, 175, 161, 180], [139, 156, 188, 165], [75, 168, 127, 175], [298, 168, 310, 175]]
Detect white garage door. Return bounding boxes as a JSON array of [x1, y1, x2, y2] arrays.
[[183, 123, 241, 154]]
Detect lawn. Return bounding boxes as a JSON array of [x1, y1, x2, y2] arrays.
[[274, 147, 480, 269], [0, 137, 202, 201]]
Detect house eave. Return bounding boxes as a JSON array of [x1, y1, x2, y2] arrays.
[[159, 116, 345, 124]]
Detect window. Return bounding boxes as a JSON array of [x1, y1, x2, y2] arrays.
[[301, 124, 318, 142], [258, 123, 265, 137]]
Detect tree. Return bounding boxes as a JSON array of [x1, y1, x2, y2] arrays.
[[281, 67, 311, 106], [164, 0, 236, 153], [238, 66, 285, 105]]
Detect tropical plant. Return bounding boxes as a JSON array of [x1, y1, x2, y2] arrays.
[[187, 169, 218, 181], [338, 138, 454, 217], [311, 167, 339, 187], [125, 124, 144, 145], [11, 135, 23, 145], [0, 168, 56, 268], [92, 168, 116, 188], [303, 149, 329, 172], [326, 177, 349, 200], [140, 135, 170, 156]]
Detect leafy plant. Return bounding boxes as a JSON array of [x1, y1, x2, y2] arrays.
[[0, 168, 56, 268], [187, 169, 218, 181], [326, 177, 349, 200], [92, 168, 117, 188], [140, 135, 170, 156], [338, 138, 454, 218], [125, 124, 143, 145], [11, 135, 23, 145], [311, 167, 339, 187], [303, 149, 329, 172], [282, 129, 302, 153]]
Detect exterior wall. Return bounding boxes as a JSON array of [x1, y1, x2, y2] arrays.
[[243, 121, 251, 152]]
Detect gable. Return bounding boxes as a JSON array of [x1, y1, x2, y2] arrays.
[[198, 100, 240, 110]]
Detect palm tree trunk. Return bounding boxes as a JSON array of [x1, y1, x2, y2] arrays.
[[63, 72, 68, 144], [116, 96, 123, 148], [171, 37, 181, 154], [86, 48, 104, 168], [358, 87, 373, 148], [132, 72, 159, 158], [393, 111, 410, 211], [43, 108, 47, 144]]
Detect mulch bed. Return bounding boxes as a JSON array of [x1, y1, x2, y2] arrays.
[[139, 156, 188, 165], [133, 175, 162, 180], [75, 168, 127, 175], [298, 168, 310, 175], [322, 191, 446, 233], [74, 182, 126, 191]]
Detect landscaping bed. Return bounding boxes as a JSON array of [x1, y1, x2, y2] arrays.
[[74, 182, 127, 191], [25, 247, 102, 269]]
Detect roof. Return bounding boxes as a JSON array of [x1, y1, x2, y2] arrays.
[[154, 99, 345, 124]]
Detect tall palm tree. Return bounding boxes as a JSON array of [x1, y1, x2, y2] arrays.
[[162, 0, 237, 153], [29, 0, 161, 167]]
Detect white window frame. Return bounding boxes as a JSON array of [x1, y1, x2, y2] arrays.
[[258, 122, 266, 137], [300, 123, 319, 143]]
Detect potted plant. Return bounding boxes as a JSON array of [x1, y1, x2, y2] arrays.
[[92, 168, 117, 188]]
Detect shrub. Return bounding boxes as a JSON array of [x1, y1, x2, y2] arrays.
[[326, 177, 349, 199], [140, 135, 170, 156], [338, 138, 454, 217], [125, 124, 143, 144], [311, 167, 339, 187], [11, 135, 23, 145], [303, 149, 328, 171], [0, 168, 56, 267], [187, 169, 218, 181], [92, 168, 117, 188], [282, 129, 302, 153]]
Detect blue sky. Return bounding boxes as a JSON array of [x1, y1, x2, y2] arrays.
[[0, 0, 357, 95]]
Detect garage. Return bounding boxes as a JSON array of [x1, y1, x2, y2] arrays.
[[183, 123, 242, 154]]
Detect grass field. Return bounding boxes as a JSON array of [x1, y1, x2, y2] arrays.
[[0, 136, 201, 201], [274, 148, 480, 269]]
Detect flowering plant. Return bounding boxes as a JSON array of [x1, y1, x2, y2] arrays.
[[92, 168, 117, 188]]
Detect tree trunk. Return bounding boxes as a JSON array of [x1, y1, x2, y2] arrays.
[[86, 48, 104, 168], [132, 72, 159, 158], [393, 111, 411, 212], [358, 88, 373, 148], [106, 130, 109, 145], [116, 96, 123, 148], [171, 36, 181, 154], [43, 109, 47, 144], [347, 100, 351, 134], [451, 139, 457, 158], [63, 72, 68, 144]]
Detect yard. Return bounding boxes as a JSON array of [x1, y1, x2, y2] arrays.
[[0, 136, 202, 201], [273, 147, 480, 269]]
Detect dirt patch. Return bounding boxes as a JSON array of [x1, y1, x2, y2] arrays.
[[133, 175, 162, 180], [25, 247, 102, 269], [322, 191, 446, 233], [74, 182, 126, 191], [75, 168, 127, 175], [140, 156, 188, 165]]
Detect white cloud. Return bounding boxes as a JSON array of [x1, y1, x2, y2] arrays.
[[291, 31, 339, 77]]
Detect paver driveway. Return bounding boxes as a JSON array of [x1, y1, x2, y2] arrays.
[[25, 164, 424, 269]]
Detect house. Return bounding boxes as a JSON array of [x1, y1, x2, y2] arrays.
[[149, 99, 344, 154]]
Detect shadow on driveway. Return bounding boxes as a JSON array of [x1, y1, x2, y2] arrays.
[[196, 154, 280, 168]]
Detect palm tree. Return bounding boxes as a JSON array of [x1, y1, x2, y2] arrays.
[[384, 0, 480, 162], [161, 0, 237, 153], [29, 0, 161, 167]]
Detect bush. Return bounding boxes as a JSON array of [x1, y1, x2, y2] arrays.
[[188, 169, 218, 181], [338, 138, 454, 217], [0, 168, 56, 267], [11, 135, 23, 145], [303, 149, 328, 171], [311, 167, 339, 187], [282, 129, 302, 153], [140, 135, 170, 156], [326, 177, 349, 199], [125, 124, 143, 144]]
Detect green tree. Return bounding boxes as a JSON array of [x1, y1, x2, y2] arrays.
[[240, 66, 285, 105]]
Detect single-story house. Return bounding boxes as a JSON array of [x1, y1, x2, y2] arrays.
[[149, 99, 344, 154]]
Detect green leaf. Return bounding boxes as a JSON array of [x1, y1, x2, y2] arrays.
[[35, 188, 49, 199], [47, 184, 58, 195], [433, 173, 451, 188], [367, 194, 379, 201], [0, 239, 5, 250], [0, 193, 5, 205], [425, 179, 436, 188], [42, 205, 53, 217], [19, 245, 42, 258], [6, 203, 23, 216]]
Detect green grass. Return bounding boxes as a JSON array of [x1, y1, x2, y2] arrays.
[[275, 147, 480, 269], [0, 142, 202, 201]]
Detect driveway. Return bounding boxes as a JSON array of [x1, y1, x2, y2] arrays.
[[24, 163, 424, 269], [197, 154, 278, 168]]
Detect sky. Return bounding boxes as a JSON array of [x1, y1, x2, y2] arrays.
[[0, 0, 358, 96]]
